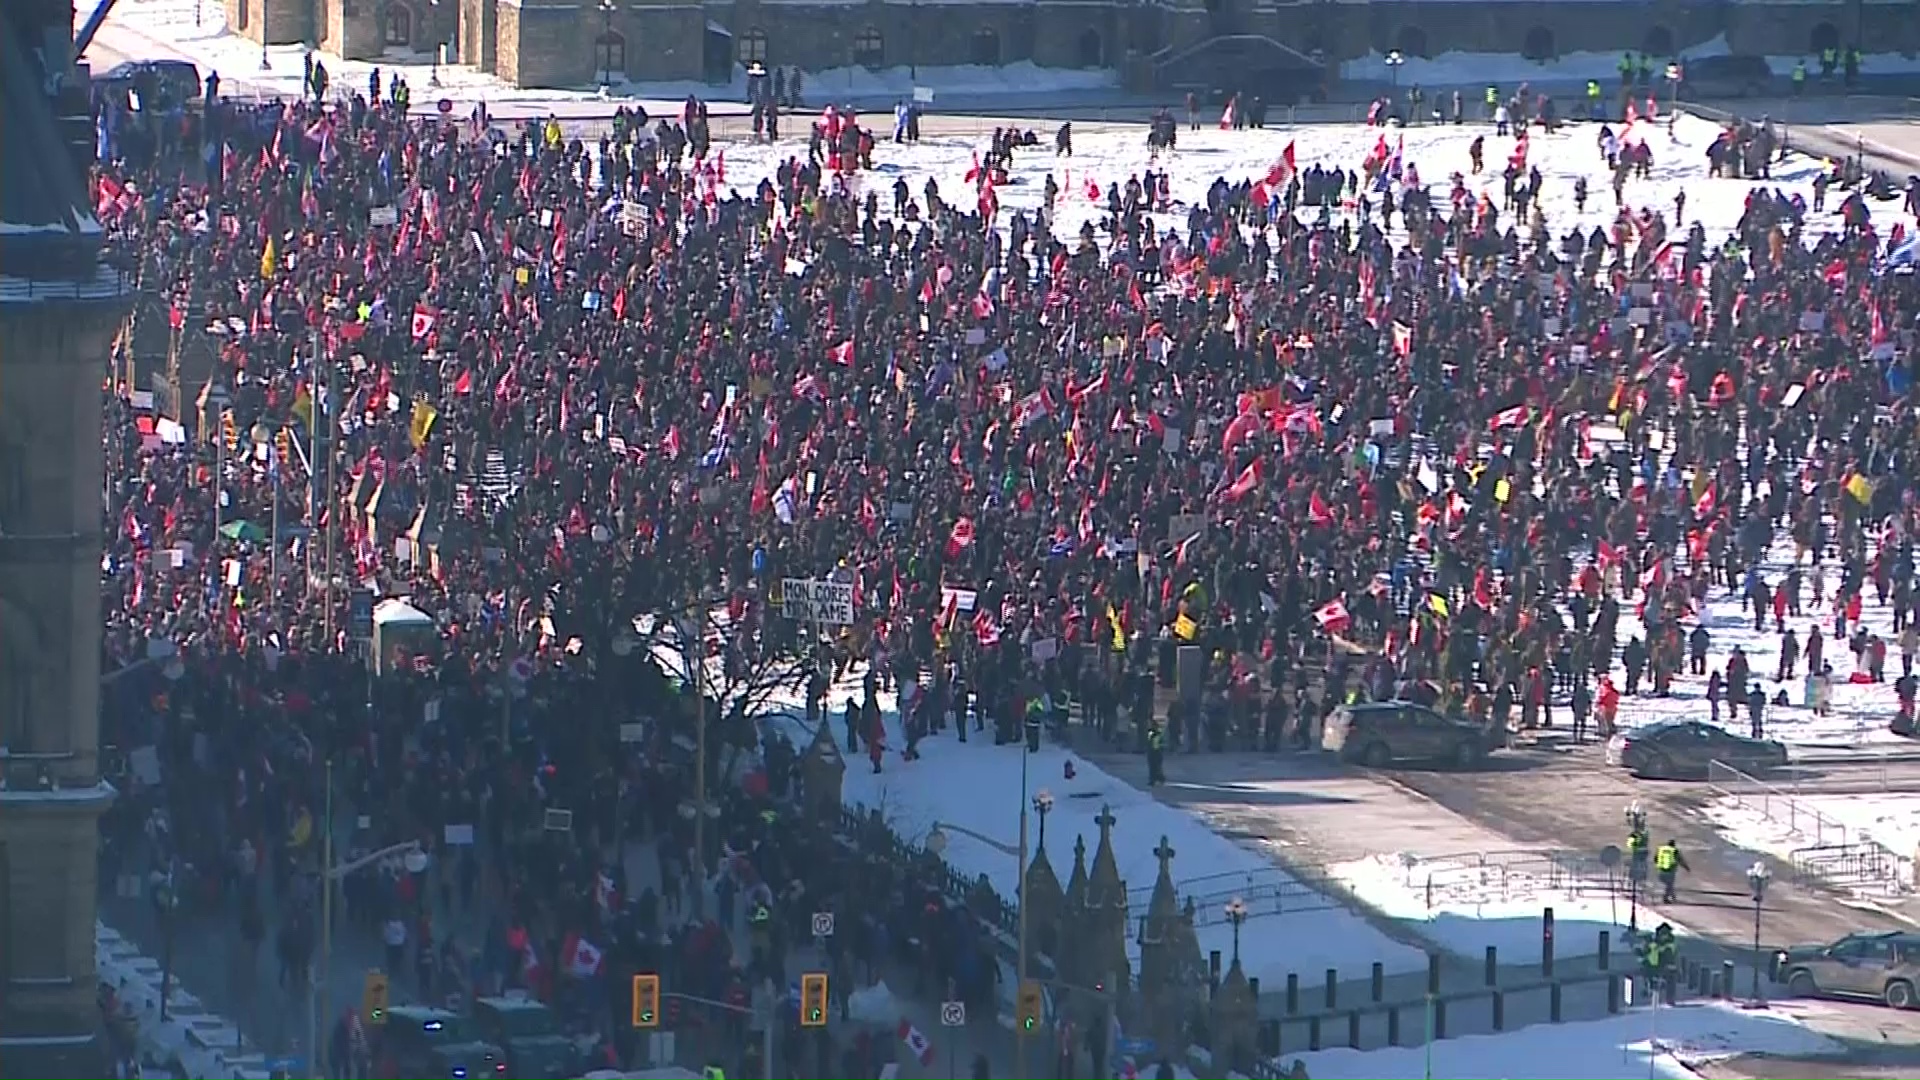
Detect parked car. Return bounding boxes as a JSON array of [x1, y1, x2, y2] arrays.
[[375, 1005, 507, 1079], [471, 995, 581, 1079], [1776, 930, 1920, 1009], [1677, 54, 1774, 100], [1604, 719, 1787, 780], [93, 58, 201, 108], [1322, 701, 1506, 768]]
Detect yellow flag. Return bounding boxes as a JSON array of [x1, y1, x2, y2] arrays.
[[1493, 478, 1513, 504], [409, 400, 438, 449], [1845, 474, 1872, 504], [260, 234, 277, 280], [290, 385, 313, 431], [1173, 613, 1198, 641], [1428, 593, 1451, 618]]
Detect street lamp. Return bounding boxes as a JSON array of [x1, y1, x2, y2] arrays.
[[149, 866, 179, 1020], [428, 0, 443, 88], [1385, 49, 1405, 92], [1223, 896, 1248, 966], [250, 421, 281, 588], [1625, 801, 1648, 935], [1664, 63, 1683, 132], [1032, 789, 1054, 852], [599, 0, 617, 96], [1746, 862, 1770, 1006]]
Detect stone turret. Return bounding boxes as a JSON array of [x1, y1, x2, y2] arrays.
[[1080, 805, 1132, 1007], [1024, 844, 1066, 974], [1057, 834, 1091, 986], [800, 719, 845, 825], [1136, 836, 1205, 1057], [1210, 956, 1259, 1075]]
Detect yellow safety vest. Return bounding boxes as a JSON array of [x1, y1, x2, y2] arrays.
[[704, 1069, 726, 1080], [1655, 845, 1678, 872]]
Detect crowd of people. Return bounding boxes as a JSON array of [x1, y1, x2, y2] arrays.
[[86, 58, 1920, 1078]]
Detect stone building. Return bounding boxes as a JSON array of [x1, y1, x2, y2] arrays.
[[218, 0, 1920, 94], [0, 1, 130, 1076]]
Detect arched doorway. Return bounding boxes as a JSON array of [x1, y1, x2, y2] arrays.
[[971, 28, 1000, 67], [1077, 28, 1103, 68], [1641, 25, 1674, 58], [853, 25, 885, 69], [1521, 27, 1555, 62], [1394, 26, 1429, 60], [383, 2, 414, 48], [1810, 22, 1840, 56]]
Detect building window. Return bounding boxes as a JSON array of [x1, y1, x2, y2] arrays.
[[385, 3, 414, 48], [1641, 26, 1674, 59], [971, 27, 1000, 67], [1810, 22, 1840, 56], [740, 26, 769, 66], [1395, 26, 1429, 61], [1521, 26, 1554, 63], [853, 26, 884, 70], [1077, 28, 1103, 69], [596, 32, 627, 77]]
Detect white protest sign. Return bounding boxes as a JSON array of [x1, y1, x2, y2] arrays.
[[781, 578, 855, 625]]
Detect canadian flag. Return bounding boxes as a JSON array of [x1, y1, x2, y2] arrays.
[[1392, 321, 1414, 358], [594, 870, 619, 918], [973, 288, 995, 321], [1314, 599, 1352, 634], [1219, 99, 1236, 129], [411, 306, 437, 341], [898, 1021, 935, 1066], [561, 933, 605, 978], [1489, 404, 1532, 430], [1693, 481, 1717, 518], [830, 339, 855, 367], [1264, 141, 1297, 187], [946, 517, 977, 559], [973, 609, 1001, 647]]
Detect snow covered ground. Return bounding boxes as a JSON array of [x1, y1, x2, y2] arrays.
[[1328, 853, 1654, 966], [82, 0, 1110, 112], [1290, 1000, 1843, 1080], [97, 921, 275, 1079], [1705, 790, 1920, 869]]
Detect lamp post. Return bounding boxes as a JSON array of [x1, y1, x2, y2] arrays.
[[1625, 801, 1648, 935], [259, 3, 270, 72], [250, 421, 281, 589], [1032, 789, 1054, 852], [428, 0, 443, 89], [149, 866, 179, 1020], [1664, 63, 1682, 133], [1385, 49, 1405, 93], [1223, 896, 1248, 966], [599, 0, 617, 96], [1746, 862, 1770, 1006]]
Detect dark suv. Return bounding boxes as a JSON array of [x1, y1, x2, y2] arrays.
[[374, 1005, 507, 1079], [472, 995, 580, 1079], [1323, 701, 1506, 768]]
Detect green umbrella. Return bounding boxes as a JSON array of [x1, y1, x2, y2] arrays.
[[219, 520, 266, 543]]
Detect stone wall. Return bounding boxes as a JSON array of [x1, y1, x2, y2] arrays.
[[222, 0, 317, 46]]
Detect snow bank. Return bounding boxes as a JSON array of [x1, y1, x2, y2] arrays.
[[96, 921, 274, 1080]]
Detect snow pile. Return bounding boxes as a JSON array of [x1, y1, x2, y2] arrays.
[[96, 921, 273, 1079], [1293, 1000, 1843, 1079], [1705, 790, 1920, 876], [1343, 33, 1920, 86], [1328, 853, 1658, 966]]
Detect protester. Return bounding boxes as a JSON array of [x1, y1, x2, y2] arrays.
[[89, 78, 1920, 1076]]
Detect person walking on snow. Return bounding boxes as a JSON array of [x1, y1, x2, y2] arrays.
[[1655, 839, 1690, 903]]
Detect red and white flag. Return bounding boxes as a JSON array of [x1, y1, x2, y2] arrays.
[[1488, 404, 1531, 430], [830, 339, 855, 367], [946, 517, 977, 559], [898, 1021, 935, 1066], [561, 933, 605, 978], [1218, 99, 1236, 129], [1264, 141, 1297, 187], [1314, 599, 1352, 634], [410, 306, 437, 341]]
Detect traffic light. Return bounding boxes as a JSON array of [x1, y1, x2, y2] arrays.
[[362, 970, 389, 1025], [632, 973, 660, 1028], [1016, 980, 1043, 1032], [799, 972, 829, 1027]]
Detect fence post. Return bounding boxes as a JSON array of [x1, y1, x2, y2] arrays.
[[1308, 1016, 1321, 1052], [1550, 982, 1563, 1023], [1723, 959, 1737, 999], [1371, 961, 1384, 1002], [1286, 972, 1299, 1014], [1433, 998, 1447, 1040], [1598, 930, 1611, 970], [1541, 906, 1555, 977], [1491, 989, 1505, 1031], [1428, 952, 1442, 996], [1608, 974, 1621, 1013], [1348, 1010, 1361, 1050], [1484, 945, 1497, 986], [1324, 968, 1338, 1011], [1386, 1006, 1400, 1046]]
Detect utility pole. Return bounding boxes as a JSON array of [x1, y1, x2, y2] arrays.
[[321, 360, 339, 641], [306, 328, 319, 591]]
